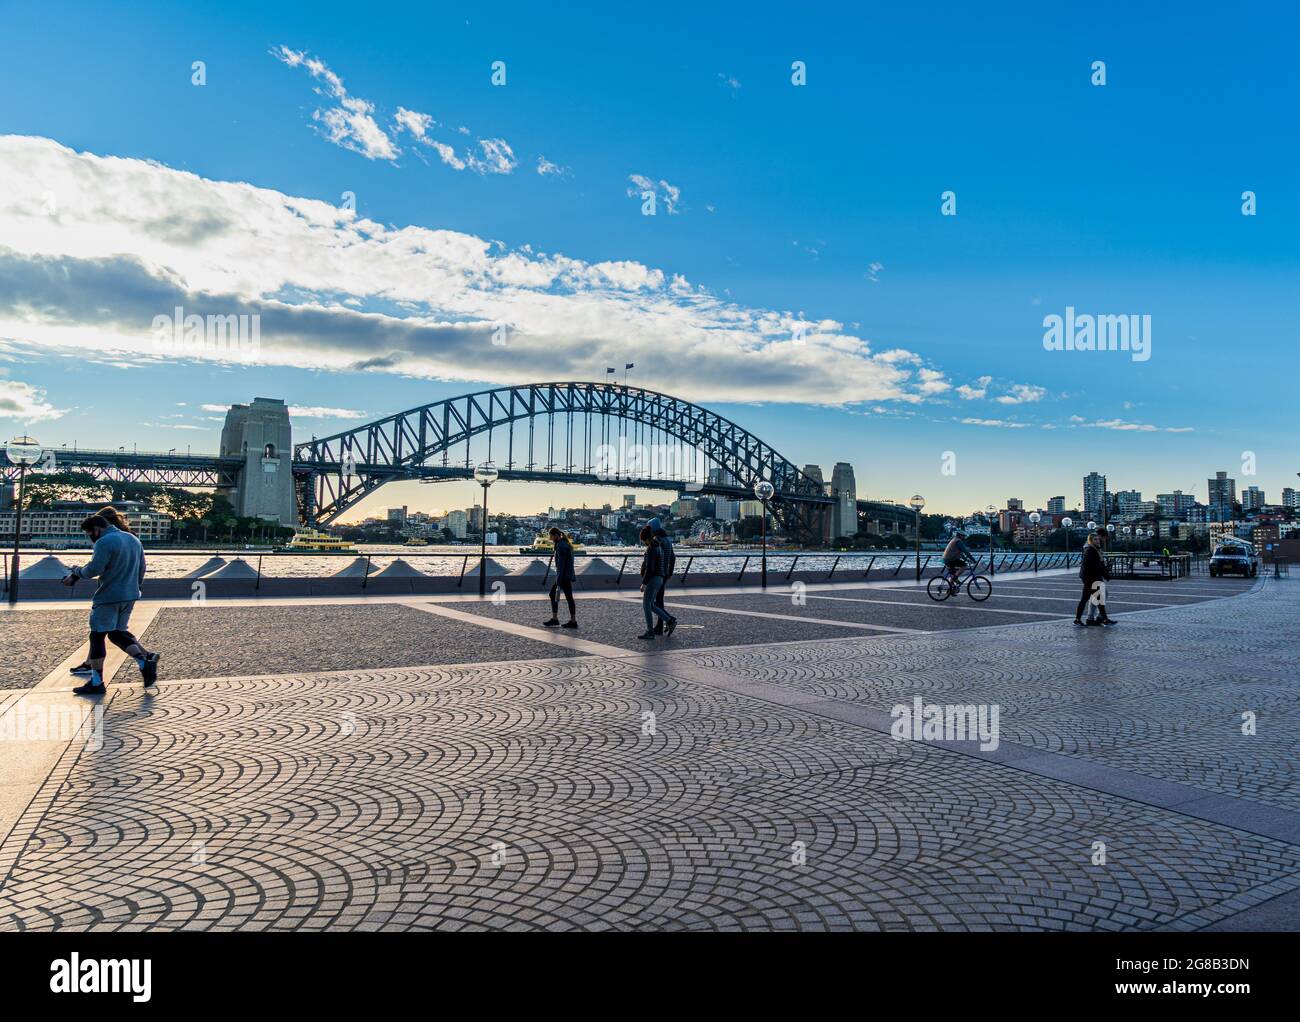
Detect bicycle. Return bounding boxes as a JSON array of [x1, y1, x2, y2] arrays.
[[927, 562, 992, 602]]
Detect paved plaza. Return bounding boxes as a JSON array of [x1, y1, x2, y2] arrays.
[[0, 570, 1295, 931]]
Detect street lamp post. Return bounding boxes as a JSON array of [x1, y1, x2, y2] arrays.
[[473, 462, 499, 597], [985, 504, 997, 577], [908, 495, 926, 581], [5, 436, 43, 605], [1061, 516, 1073, 566], [754, 479, 774, 589], [1029, 511, 1041, 572]]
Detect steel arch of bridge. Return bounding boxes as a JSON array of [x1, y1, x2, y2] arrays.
[[292, 382, 833, 538]]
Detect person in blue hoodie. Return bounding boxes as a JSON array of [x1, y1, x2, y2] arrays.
[[646, 516, 676, 635], [62, 514, 160, 694]]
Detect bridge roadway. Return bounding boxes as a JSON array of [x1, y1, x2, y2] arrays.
[[0, 571, 1294, 931]]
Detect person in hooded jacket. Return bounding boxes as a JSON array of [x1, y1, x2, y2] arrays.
[[637, 525, 677, 639], [646, 517, 676, 635]]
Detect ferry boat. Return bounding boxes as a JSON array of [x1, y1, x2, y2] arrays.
[[278, 528, 355, 552], [520, 533, 586, 556], [403, 536, 429, 547]]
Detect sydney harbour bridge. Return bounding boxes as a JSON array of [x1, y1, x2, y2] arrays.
[[3, 383, 838, 541]]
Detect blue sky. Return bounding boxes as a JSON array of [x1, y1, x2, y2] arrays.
[[0, 1, 1295, 519]]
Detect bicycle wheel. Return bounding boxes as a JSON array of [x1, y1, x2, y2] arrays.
[[966, 575, 992, 601], [927, 575, 952, 601]]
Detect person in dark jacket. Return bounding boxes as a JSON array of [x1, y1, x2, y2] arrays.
[[646, 517, 676, 634], [543, 527, 578, 628], [637, 525, 677, 639], [1075, 529, 1116, 626]]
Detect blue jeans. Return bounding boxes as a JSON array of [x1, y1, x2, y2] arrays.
[[643, 576, 675, 632]]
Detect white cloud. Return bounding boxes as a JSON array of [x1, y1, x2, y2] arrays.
[[536, 155, 568, 177], [716, 73, 742, 94], [288, 406, 369, 419], [955, 375, 992, 400], [467, 138, 517, 176], [0, 379, 63, 421], [995, 383, 1047, 405], [273, 46, 399, 161], [628, 174, 681, 214], [1074, 418, 1193, 433], [0, 136, 1036, 409], [961, 417, 1029, 429]]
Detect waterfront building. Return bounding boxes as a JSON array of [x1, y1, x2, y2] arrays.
[[0, 500, 174, 545], [443, 509, 468, 539], [1242, 486, 1265, 512], [1047, 496, 1065, 514]]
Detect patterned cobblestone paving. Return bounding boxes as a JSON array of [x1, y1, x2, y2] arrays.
[[0, 609, 89, 690], [680, 579, 1298, 811], [109, 603, 577, 682], [1, 657, 1298, 931], [0, 578, 1293, 931]]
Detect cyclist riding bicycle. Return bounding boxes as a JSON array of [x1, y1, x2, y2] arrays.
[[941, 532, 975, 586]]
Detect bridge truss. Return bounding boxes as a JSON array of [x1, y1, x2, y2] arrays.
[[292, 382, 834, 540]]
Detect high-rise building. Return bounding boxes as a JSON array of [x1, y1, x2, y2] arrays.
[[1047, 496, 1065, 514], [830, 462, 857, 538], [467, 505, 484, 530], [1156, 490, 1196, 518], [739, 500, 766, 519], [1283, 487, 1298, 510], [443, 510, 468, 539], [622, 494, 636, 509], [1207, 471, 1236, 521], [387, 506, 408, 525], [1115, 490, 1144, 515], [1083, 473, 1106, 518], [1007, 497, 1024, 511], [1242, 485, 1265, 511]]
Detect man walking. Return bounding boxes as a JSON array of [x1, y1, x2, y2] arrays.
[[646, 516, 676, 635], [637, 525, 677, 640], [542, 526, 578, 629], [63, 514, 160, 694], [1074, 528, 1116, 627]]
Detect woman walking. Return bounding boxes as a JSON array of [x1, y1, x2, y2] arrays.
[[542, 527, 578, 628]]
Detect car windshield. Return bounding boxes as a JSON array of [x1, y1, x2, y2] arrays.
[[1213, 545, 1248, 557]]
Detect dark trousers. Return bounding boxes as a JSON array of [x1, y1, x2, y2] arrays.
[[89, 630, 138, 660], [1075, 580, 1106, 620], [549, 579, 575, 619], [652, 577, 669, 632]]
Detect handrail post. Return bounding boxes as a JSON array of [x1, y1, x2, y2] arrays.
[[826, 555, 838, 581], [863, 555, 876, 578], [361, 554, 372, 589], [456, 554, 468, 588], [786, 555, 800, 580], [680, 555, 694, 585], [255, 554, 262, 591], [737, 555, 749, 583], [615, 555, 626, 584], [542, 553, 553, 587]]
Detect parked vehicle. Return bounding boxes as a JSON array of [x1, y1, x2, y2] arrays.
[[1209, 541, 1258, 577]]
